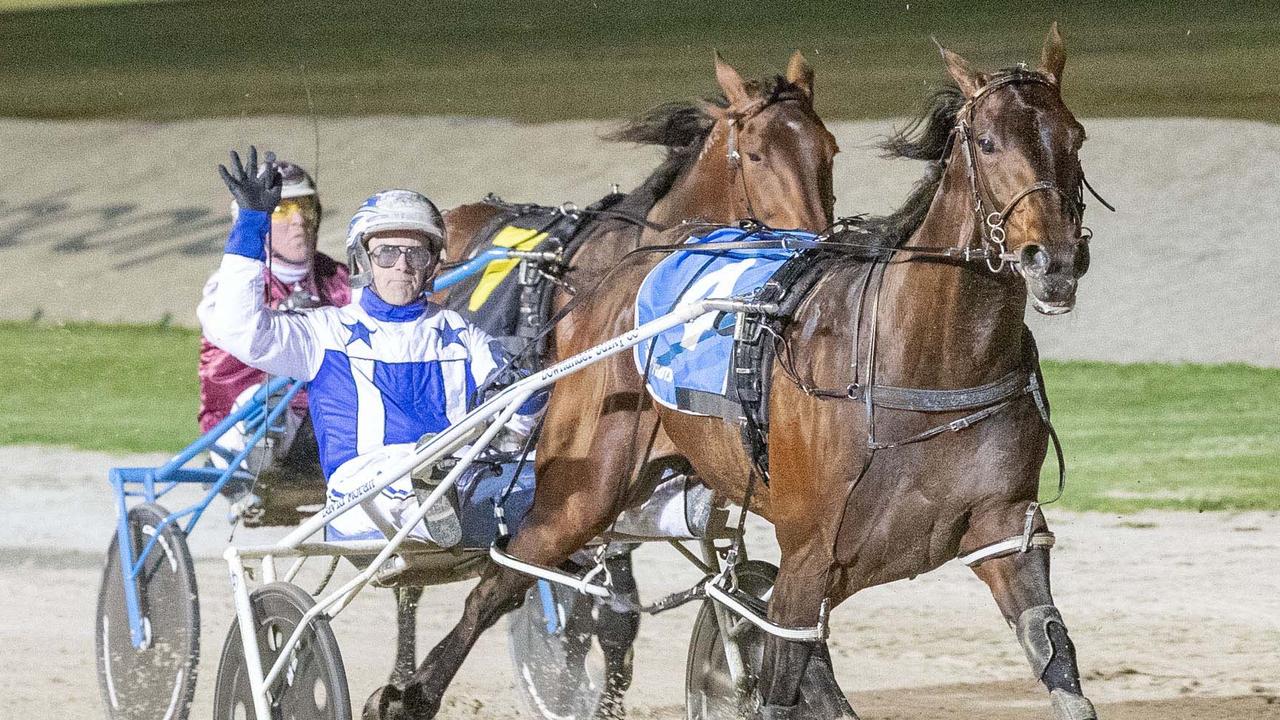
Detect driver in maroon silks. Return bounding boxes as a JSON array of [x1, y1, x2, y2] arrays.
[[196, 159, 349, 509]]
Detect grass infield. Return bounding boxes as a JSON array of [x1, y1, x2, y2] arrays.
[[0, 321, 1275, 512], [0, 1, 1277, 122]]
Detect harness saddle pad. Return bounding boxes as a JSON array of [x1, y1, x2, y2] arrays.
[[444, 209, 561, 339], [634, 227, 813, 419], [443, 193, 627, 343]]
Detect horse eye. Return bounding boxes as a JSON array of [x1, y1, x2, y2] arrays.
[[746, 152, 762, 162], [977, 137, 996, 154]]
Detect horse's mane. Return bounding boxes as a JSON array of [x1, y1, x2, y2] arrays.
[[603, 76, 810, 220], [848, 85, 966, 247]]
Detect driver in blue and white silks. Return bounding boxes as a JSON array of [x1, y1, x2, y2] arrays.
[[199, 147, 543, 547]]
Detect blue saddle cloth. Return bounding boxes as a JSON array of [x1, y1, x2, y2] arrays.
[[634, 227, 812, 419]]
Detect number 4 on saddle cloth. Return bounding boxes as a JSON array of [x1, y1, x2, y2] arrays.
[[635, 227, 816, 421]]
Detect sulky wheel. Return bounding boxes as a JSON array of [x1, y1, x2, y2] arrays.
[[685, 560, 778, 720], [213, 581, 350, 720], [96, 502, 200, 720], [508, 562, 640, 720]]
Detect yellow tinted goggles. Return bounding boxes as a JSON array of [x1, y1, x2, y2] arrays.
[[272, 199, 310, 218]]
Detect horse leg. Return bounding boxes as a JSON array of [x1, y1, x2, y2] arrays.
[[364, 564, 532, 720], [969, 543, 1097, 720], [389, 586, 424, 687], [757, 559, 857, 720], [594, 549, 640, 718], [365, 441, 637, 719]]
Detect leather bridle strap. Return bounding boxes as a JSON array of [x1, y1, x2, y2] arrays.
[[953, 70, 1072, 274]]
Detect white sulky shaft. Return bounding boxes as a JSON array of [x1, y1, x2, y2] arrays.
[[232, 297, 770, 706], [275, 297, 758, 552]]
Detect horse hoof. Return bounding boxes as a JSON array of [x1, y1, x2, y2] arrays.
[[363, 684, 406, 720], [757, 704, 799, 720], [594, 689, 626, 719], [1050, 689, 1098, 720]]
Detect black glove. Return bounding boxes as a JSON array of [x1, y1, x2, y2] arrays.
[[218, 145, 282, 213]]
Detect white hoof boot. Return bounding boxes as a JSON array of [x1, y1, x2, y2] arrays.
[[1050, 688, 1098, 720]]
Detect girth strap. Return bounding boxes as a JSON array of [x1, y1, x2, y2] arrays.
[[732, 250, 833, 478], [811, 368, 1030, 413]]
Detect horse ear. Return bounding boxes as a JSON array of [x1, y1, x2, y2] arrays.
[[1038, 22, 1066, 84], [932, 37, 985, 98], [714, 51, 750, 107], [785, 50, 815, 99]]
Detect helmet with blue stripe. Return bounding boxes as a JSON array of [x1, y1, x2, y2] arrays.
[[345, 189, 446, 289]]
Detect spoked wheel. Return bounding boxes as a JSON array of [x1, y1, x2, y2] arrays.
[[213, 582, 350, 720], [685, 560, 778, 720], [508, 564, 639, 719], [96, 502, 200, 720]]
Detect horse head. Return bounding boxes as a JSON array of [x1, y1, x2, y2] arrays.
[[937, 24, 1096, 315], [660, 52, 839, 232]]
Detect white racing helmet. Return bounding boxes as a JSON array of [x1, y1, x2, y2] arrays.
[[278, 160, 318, 200], [345, 189, 446, 289]]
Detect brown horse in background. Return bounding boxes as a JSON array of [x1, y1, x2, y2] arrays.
[[442, 52, 836, 300], [423, 25, 1095, 720], [370, 53, 840, 719]]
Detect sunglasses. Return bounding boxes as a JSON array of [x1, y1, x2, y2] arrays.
[[368, 244, 437, 271]]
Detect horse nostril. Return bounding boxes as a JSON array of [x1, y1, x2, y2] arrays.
[[1020, 244, 1050, 274]]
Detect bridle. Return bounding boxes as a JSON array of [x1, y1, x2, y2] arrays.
[[943, 69, 1110, 274], [720, 96, 772, 221], [718, 90, 825, 223]]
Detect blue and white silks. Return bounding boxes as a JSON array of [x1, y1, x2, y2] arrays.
[[199, 210, 544, 541], [634, 227, 811, 419]]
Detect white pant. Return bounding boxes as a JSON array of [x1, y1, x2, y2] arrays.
[[325, 444, 433, 542]]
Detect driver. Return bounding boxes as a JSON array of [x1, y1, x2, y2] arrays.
[[199, 146, 542, 547], [197, 158, 348, 503]]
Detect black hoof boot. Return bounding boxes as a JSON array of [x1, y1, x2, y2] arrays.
[[363, 684, 405, 720]]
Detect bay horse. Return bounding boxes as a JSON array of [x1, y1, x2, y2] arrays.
[[372, 52, 839, 718], [410, 25, 1094, 720], [544, 25, 1097, 719]]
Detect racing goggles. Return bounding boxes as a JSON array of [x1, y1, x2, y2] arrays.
[[272, 198, 313, 219], [368, 244, 437, 271]]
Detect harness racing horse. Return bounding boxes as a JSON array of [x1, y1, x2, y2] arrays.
[[370, 53, 840, 719], [539, 26, 1099, 719]]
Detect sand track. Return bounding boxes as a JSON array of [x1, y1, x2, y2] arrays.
[[1, 445, 1276, 718]]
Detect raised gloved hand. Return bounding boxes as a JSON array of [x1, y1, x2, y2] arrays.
[[218, 145, 282, 213]]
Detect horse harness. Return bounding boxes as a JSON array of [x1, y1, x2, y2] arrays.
[[725, 231, 1066, 567], [450, 192, 643, 370], [918, 68, 1112, 274]]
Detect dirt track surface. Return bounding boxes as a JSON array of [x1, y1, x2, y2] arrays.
[[2, 445, 1277, 719], [0, 115, 1277, 366]]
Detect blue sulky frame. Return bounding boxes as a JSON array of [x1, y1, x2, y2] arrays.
[[109, 376, 305, 649], [105, 246, 552, 650]]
